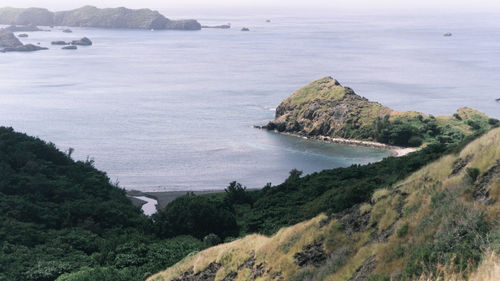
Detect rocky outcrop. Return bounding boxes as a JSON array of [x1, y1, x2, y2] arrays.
[[293, 241, 327, 267], [473, 161, 500, 204], [71, 37, 92, 46], [0, 30, 22, 47], [17, 33, 28, 37], [351, 256, 377, 281], [450, 155, 473, 176], [171, 262, 221, 281], [62, 45, 77, 50], [1, 43, 48, 52], [0, 6, 201, 30], [264, 76, 393, 139]]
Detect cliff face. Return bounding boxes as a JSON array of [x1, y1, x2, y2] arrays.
[[0, 6, 201, 30], [148, 128, 500, 281], [266, 76, 393, 138], [265, 76, 496, 147]]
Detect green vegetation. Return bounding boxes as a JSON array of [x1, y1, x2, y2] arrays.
[[466, 167, 480, 182], [156, 138, 460, 237], [152, 193, 238, 240], [1, 110, 498, 281], [286, 77, 347, 106], [151, 127, 500, 281], [0, 127, 205, 281], [269, 77, 498, 148], [371, 108, 496, 147]]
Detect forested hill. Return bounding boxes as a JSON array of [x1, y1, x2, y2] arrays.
[[0, 127, 205, 281]]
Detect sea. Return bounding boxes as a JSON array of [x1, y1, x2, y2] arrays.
[[1, 11, 499, 191]]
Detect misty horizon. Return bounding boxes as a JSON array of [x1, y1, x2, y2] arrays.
[[1, 0, 499, 17]]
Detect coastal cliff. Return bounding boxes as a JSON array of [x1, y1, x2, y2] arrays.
[[264, 76, 497, 147], [0, 6, 201, 30]]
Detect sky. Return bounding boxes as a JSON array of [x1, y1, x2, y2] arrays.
[[1, 0, 499, 16]]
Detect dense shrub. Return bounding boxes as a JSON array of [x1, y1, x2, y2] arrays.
[[0, 127, 204, 281], [153, 194, 238, 239]]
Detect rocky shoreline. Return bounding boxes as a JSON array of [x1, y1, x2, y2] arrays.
[[254, 126, 417, 157]]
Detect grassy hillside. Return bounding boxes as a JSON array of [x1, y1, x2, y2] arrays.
[[148, 127, 500, 281], [265, 77, 498, 147]]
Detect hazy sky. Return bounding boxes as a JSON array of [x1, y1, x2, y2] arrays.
[[2, 0, 499, 15]]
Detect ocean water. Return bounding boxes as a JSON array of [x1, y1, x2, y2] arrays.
[[1, 12, 499, 191]]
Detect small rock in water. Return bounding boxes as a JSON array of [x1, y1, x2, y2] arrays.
[[241, 27, 250, 31], [71, 37, 92, 46], [62, 29, 73, 33], [266, 19, 271, 23], [495, 98, 500, 103], [51, 41, 69, 45], [17, 33, 28, 38], [443, 32, 452, 37], [62, 45, 77, 50]]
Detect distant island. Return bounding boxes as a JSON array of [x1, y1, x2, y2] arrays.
[[0, 6, 201, 30]]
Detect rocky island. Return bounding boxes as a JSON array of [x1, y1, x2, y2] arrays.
[[0, 29, 47, 52], [0, 6, 201, 30], [262, 76, 496, 148]]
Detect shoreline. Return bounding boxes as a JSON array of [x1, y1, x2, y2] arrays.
[[127, 190, 222, 212], [126, 130, 417, 212], [256, 127, 417, 157]]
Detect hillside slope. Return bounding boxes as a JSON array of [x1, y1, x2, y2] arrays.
[[148, 127, 500, 281], [0, 127, 205, 281], [264, 77, 497, 147]]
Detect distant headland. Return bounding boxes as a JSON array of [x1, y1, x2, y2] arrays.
[[0, 6, 201, 30]]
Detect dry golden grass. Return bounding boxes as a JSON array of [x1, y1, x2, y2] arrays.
[[147, 215, 332, 281], [148, 128, 500, 281], [416, 251, 500, 281], [359, 203, 372, 215]]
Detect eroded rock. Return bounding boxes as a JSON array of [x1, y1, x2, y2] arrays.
[[294, 241, 327, 267], [171, 262, 221, 281]]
